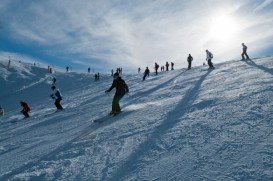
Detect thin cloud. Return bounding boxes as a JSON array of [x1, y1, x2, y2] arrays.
[[255, 0, 273, 12]]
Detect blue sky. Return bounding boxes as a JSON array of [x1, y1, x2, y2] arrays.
[[1, 0, 273, 73]]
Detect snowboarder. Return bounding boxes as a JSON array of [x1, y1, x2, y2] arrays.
[[20, 101, 30, 118], [0, 106, 4, 116], [206, 50, 214, 69], [143, 67, 150, 81], [155, 63, 159, 75], [105, 72, 129, 115], [187, 54, 193, 70], [50, 86, 64, 110], [241, 43, 250, 60], [171, 62, 174, 70], [166, 62, 169, 71], [88, 67, 91, 73]]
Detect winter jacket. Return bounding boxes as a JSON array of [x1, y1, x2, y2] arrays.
[[106, 77, 129, 96], [243, 45, 247, 51], [21, 102, 30, 112], [187, 55, 193, 62], [51, 89, 62, 100], [206, 51, 213, 60]]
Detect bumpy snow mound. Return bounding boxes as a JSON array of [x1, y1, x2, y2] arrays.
[[0, 57, 273, 180]]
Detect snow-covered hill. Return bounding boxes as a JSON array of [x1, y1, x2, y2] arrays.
[[1, 57, 273, 180]]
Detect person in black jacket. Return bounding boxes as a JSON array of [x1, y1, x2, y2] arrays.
[[187, 54, 193, 70], [143, 67, 150, 81], [105, 73, 129, 115]]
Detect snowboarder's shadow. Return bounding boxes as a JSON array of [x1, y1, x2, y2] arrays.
[[244, 59, 273, 76]]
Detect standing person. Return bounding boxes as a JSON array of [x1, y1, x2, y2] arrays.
[[66, 66, 69, 72], [105, 73, 129, 115], [50, 86, 63, 110], [0, 106, 4, 116], [241, 43, 250, 60], [95, 74, 98, 81], [155, 63, 159, 75], [138, 67, 141, 74], [88, 67, 91, 73], [166, 62, 169, 71], [143, 67, 150, 81], [187, 54, 193, 70], [171, 62, 174, 70], [111, 69, 114, 76], [206, 50, 214, 69], [20, 101, 30, 118]]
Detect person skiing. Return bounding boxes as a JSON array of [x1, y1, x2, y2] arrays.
[[50, 86, 64, 110], [20, 101, 30, 118], [105, 72, 129, 115], [241, 43, 250, 60], [187, 54, 193, 70], [155, 63, 159, 75], [111, 69, 114, 76], [166, 62, 169, 71], [206, 50, 214, 69], [143, 67, 150, 81], [66, 66, 69, 72], [88, 67, 91, 73], [171, 62, 174, 70], [0, 106, 4, 116]]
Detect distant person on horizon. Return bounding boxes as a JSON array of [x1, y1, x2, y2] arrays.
[[138, 67, 141, 73], [166, 62, 169, 71], [171, 62, 174, 70], [105, 72, 129, 116], [155, 63, 159, 75], [111, 69, 114, 76], [20, 101, 30, 118], [143, 67, 150, 81], [0, 106, 4, 116], [187, 54, 193, 70], [241, 43, 250, 60], [66, 66, 69, 72], [50, 86, 64, 110], [206, 50, 214, 69], [88, 67, 91, 73], [95, 74, 98, 81]]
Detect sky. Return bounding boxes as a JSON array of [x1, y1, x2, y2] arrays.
[[0, 0, 273, 73]]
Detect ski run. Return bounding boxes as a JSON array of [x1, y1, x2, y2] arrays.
[[1, 57, 273, 180]]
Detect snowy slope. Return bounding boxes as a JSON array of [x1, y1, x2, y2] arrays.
[[1, 57, 273, 180]]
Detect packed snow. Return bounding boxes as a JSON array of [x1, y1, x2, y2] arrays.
[[1, 57, 273, 180]]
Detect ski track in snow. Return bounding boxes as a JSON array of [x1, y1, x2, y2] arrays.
[[0, 58, 273, 180]]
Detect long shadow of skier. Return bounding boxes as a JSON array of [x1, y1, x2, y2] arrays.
[[124, 70, 187, 107], [109, 70, 212, 180], [244, 59, 273, 76]]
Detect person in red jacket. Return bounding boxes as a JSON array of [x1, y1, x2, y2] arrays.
[[20, 101, 30, 118]]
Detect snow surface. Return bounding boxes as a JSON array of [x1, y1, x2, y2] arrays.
[[1, 57, 273, 180]]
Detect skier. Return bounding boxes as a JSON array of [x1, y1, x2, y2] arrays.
[[166, 62, 169, 71], [50, 86, 64, 110], [241, 43, 250, 60], [138, 67, 141, 74], [111, 69, 114, 76], [0, 106, 4, 116], [105, 72, 129, 115], [187, 54, 193, 70], [143, 67, 150, 81], [66, 66, 69, 72], [155, 63, 159, 75], [88, 67, 91, 73], [20, 101, 30, 118], [171, 62, 174, 70], [206, 50, 214, 69]]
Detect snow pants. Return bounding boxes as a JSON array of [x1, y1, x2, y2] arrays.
[[112, 92, 125, 113], [207, 59, 214, 68], [241, 50, 249, 60], [22, 110, 29, 118], [188, 61, 192, 69], [55, 98, 63, 110]]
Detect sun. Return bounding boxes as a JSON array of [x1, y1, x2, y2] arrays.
[[209, 15, 239, 42]]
